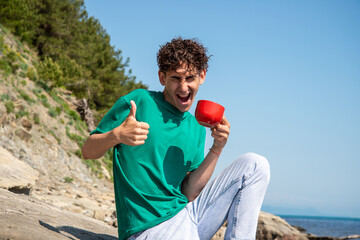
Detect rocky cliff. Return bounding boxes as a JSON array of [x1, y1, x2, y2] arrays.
[[0, 24, 117, 228]]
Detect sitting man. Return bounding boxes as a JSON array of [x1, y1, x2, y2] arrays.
[[82, 37, 270, 240]]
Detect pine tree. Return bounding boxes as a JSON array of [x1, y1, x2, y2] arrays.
[[0, 0, 147, 119]]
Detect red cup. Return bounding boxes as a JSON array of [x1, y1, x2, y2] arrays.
[[195, 100, 225, 128]]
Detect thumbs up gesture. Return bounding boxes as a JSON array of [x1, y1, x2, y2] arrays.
[[113, 100, 150, 146]]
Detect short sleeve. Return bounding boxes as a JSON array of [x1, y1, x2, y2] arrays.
[[90, 97, 130, 135], [189, 127, 206, 172]]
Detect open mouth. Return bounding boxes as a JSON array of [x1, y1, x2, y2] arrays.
[[176, 93, 191, 103]]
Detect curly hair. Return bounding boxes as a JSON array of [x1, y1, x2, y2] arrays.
[[157, 37, 210, 73]]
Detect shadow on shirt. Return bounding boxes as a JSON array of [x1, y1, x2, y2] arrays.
[[163, 146, 191, 189]]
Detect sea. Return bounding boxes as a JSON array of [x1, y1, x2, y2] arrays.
[[280, 215, 360, 239]]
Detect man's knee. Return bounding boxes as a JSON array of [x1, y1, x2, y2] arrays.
[[235, 152, 271, 184]]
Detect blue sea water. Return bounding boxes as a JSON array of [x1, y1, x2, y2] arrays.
[[280, 215, 360, 239]]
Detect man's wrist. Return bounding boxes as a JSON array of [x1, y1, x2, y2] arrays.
[[209, 148, 221, 155], [209, 146, 223, 155]]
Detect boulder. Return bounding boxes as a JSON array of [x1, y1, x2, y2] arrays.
[[0, 188, 118, 240], [0, 146, 39, 195], [256, 211, 308, 240], [211, 212, 308, 240], [15, 127, 32, 142], [21, 117, 32, 131]]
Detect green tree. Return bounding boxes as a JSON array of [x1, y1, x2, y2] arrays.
[[0, 0, 147, 118]]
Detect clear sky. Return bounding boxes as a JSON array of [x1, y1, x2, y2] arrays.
[[84, 0, 360, 218]]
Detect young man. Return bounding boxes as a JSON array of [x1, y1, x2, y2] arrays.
[[82, 37, 270, 240]]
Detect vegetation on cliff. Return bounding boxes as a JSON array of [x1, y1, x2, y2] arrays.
[[0, 23, 113, 179], [0, 0, 147, 122]]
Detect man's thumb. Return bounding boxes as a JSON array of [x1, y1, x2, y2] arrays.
[[128, 100, 137, 119]]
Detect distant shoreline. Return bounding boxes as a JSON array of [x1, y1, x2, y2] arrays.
[[279, 215, 360, 238], [279, 215, 360, 221]]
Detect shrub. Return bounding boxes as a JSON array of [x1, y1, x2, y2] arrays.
[[38, 94, 50, 108], [20, 62, 28, 71], [0, 94, 10, 101], [65, 126, 84, 148], [32, 88, 42, 96], [37, 57, 64, 88], [19, 71, 26, 78], [48, 107, 58, 118], [33, 113, 40, 124], [75, 122, 84, 135], [64, 177, 73, 183], [55, 106, 62, 115], [20, 52, 29, 60], [75, 150, 82, 158], [5, 101, 15, 113], [16, 109, 29, 118], [17, 89, 34, 104], [68, 110, 80, 121], [49, 90, 64, 105], [26, 67, 37, 81], [6, 51, 18, 63], [11, 63, 19, 73], [0, 59, 12, 75]]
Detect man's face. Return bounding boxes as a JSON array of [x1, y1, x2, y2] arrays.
[[159, 64, 206, 112]]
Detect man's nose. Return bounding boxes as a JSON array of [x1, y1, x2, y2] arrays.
[[179, 80, 188, 92]]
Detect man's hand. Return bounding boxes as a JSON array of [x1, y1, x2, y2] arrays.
[[112, 100, 150, 146], [210, 115, 230, 153]]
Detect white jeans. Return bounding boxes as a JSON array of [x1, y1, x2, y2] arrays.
[[128, 152, 270, 240]]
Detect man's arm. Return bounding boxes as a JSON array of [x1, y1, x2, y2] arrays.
[[181, 116, 230, 201], [82, 101, 150, 159]]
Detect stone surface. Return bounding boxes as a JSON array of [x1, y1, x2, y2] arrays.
[[0, 188, 118, 240], [15, 127, 32, 142], [211, 212, 309, 240], [21, 117, 32, 131], [256, 211, 308, 240], [0, 146, 39, 194]]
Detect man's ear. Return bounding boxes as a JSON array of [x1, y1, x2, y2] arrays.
[[199, 69, 206, 85], [158, 71, 166, 86]]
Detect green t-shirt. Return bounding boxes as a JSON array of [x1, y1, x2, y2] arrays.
[[91, 89, 205, 240]]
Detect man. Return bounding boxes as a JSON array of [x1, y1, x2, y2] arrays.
[[82, 37, 270, 240]]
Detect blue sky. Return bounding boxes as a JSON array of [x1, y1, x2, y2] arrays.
[[84, 0, 360, 218]]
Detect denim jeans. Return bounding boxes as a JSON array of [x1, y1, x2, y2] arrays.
[[128, 152, 270, 240]]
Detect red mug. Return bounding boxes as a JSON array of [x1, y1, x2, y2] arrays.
[[195, 100, 225, 128]]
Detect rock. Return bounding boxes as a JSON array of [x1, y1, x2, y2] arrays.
[[21, 118, 32, 131], [93, 210, 105, 221], [211, 212, 308, 240], [0, 146, 39, 195], [74, 197, 99, 211], [256, 211, 308, 240], [0, 188, 118, 240], [15, 127, 32, 142]]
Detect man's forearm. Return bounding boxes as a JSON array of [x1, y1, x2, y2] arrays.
[[81, 131, 117, 159], [182, 147, 221, 201]]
